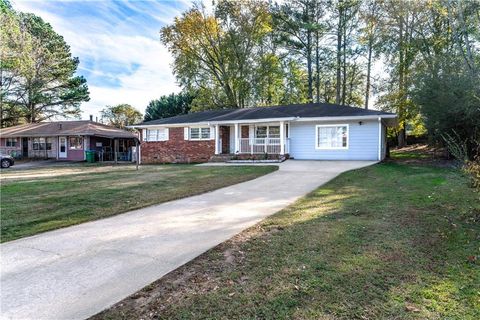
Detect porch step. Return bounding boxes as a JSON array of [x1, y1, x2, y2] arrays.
[[209, 154, 234, 162], [210, 154, 288, 163]]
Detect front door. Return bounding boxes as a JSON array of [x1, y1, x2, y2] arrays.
[[22, 138, 28, 157], [59, 137, 67, 158]]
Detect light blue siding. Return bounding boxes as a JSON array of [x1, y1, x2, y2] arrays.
[[289, 120, 380, 160]]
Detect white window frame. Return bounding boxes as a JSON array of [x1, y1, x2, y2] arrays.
[[145, 128, 169, 142], [6, 138, 17, 147], [189, 126, 211, 140], [69, 137, 83, 150], [315, 124, 349, 150], [254, 125, 280, 139]]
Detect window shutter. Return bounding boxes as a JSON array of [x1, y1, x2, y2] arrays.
[[165, 128, 169, 141], [184, 127, 189, 140], [142, 129, 147, 141], [249, 125, 254, 139], [210, 126, 215, 140]]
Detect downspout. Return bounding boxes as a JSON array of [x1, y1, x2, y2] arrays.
[[135, 138, 139, 170], [377, 117, 382, 161]]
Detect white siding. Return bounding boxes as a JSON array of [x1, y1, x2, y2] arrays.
[[289, 120, 380, 160]]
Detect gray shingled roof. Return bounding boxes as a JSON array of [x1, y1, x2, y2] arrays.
[[138, 103, 395, 126], [0, 121, 138, 139]]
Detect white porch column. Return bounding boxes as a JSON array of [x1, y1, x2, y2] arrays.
[[234, 123, 239, 153], [280, 121, 285, 155], [214, 124, 220, 154]]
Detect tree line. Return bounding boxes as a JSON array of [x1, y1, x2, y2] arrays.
[[159, 0, 479, 154], [0, 0, 89, 127], [1, 0, 478, 158]]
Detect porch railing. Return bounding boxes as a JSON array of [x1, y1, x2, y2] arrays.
[[238, 138, 285, 154], [97, 151, 132, 162]]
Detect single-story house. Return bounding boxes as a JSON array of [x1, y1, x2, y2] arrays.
[[0, 120, 138, 161], [131, 103, 397, 164]]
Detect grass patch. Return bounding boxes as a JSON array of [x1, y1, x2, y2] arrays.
[[390, 150, 430, 159], [93, 161, 480, 320], [0, 164, 277, 242]]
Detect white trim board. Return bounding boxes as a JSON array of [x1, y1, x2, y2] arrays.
[[130, 114, 397, 129]]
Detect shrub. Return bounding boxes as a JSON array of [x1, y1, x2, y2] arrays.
[[442, 130, 469, 163], [465, 156, 480, 191], [443, 130, 479, 190]]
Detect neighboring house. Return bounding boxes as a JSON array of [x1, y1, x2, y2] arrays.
[[132, 103, 397, 164], [0, 120, 138, 162]]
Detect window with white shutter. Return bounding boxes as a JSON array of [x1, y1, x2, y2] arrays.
[[158, 128, 169, 141], [200, 127, 210, 139], [189, 127, 210, 140], [145, 128, 169, 142], [147, 129, 157, 141]]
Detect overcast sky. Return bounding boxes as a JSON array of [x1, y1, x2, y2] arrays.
[[13, 0, 190, 120]]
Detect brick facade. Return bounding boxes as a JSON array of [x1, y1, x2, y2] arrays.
[[140, 127, 215, 163]]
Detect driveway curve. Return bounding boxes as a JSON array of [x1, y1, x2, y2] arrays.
[[1, 160, 376, 320]]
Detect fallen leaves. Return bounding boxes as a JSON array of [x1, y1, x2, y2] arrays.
[[405, 303, 421, 313]]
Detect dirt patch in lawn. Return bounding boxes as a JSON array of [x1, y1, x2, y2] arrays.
[[389, 144, 455, 168]]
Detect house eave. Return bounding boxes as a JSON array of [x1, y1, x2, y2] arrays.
[[0, 132, 138, 139], [128, 122, 211, 129], [295, 114, 398, 125], [208, 117, 297, 125], [129, 114, 397, 129]]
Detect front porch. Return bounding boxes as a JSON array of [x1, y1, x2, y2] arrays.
[[213, 122, 290, 157], [0, 136, 137, 162]]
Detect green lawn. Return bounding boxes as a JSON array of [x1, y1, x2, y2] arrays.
[[93, 161, 480, 319], [0, 164, 277, 242]]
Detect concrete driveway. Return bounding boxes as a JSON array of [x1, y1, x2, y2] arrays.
[[0, 160, 376, 320]]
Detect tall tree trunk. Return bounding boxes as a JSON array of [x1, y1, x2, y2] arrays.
[[364, 36, 373, 109], [397, 14, 406, 147], [315, 29, 320, 103], [342, 18, 347, 105], [348, 64, 358, 104], [0, 67, 3, 128], [335, 5, 343, 104], [307, 30, 313, 102], [457, 1, 476, 74]]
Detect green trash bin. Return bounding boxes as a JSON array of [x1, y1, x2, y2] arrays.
[[85, 150, 96, 163]]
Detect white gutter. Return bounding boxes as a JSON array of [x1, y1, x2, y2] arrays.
[[127, 122, 213, 129], [294, 114, 397, 122], [378, 117, 382, 161], [208, 117, 297, 125], [129, 114, 397, 129]]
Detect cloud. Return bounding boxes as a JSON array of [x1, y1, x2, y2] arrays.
[[12, 0, 190, 119]]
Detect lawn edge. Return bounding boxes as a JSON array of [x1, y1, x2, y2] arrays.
[[1, 165, 278, 243]]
